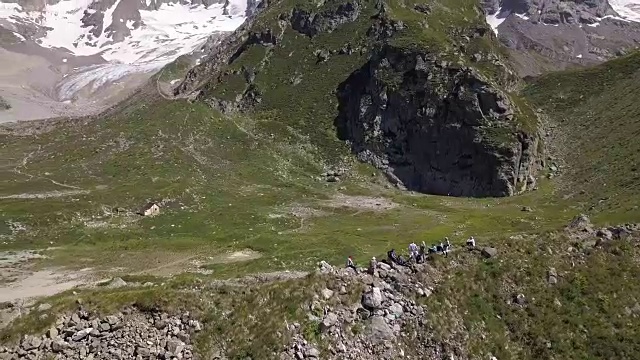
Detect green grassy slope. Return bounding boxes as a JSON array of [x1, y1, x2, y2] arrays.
[[0, 91, 570, 276], [424, 229, 640, 360], [410, 50, 640, 360], [0, 0, 639, 358], [0, 0, 559, 276], [524, 52, 640, 223]]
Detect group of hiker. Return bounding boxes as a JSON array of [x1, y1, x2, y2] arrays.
[[346, 236, 477, 270]]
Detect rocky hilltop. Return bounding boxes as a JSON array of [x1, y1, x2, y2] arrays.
[[174, 0, 542, 197]]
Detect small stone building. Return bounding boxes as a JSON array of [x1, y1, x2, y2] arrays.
[[139, 202, 160, 216]]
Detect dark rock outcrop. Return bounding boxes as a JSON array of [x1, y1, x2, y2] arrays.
[[335, 46, 540, 197], [290, 0, 361, 37]]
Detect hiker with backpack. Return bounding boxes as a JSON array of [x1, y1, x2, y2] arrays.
[[346, 256, 357, 270]]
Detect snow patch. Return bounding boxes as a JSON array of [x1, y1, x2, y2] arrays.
[[0, 2, 20, 18], [609, 0, 640, 22], [486, 8, 507, 34], [487, 9, 531, 34], [583, 14, 631, 27]]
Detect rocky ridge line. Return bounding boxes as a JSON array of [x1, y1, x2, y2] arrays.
[[279, 260, 447, 359], [0, 308, 201, 360], [172, 0, 543, 197]]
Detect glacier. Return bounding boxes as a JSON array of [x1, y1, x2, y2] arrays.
[[0, 0, 251, 101]]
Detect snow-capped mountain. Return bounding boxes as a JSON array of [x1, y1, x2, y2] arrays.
[[484, 0, 640, 31], [1, 0, 252, 64], [0, 0, 257, 122]]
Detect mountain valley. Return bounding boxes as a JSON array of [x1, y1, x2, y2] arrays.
[[0, 0, 639, 358]]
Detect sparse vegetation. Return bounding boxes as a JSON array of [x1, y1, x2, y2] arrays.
[[524, 51, 640, 223], [0, 0, 639, 358]]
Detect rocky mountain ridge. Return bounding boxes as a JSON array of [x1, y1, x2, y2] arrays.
[[174, 0, 542, 197], [482, 0, 640, 75]]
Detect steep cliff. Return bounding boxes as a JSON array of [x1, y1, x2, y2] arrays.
[[174, 0, 542, 197], [336, 46, 539, 197]]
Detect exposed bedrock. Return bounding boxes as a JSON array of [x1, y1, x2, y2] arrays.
[[335, 46, 540, 197]]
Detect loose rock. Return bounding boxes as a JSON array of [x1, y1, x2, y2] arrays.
[[481, 247, 498, 258], [321, 288, 334, 300], [361, 287, 384, 310], [367, 316, 395, 340], [2, 309, 198, 360], [37, 303, 52, 312], [107, 277, 128, 289], [547, 267, 558, 285]]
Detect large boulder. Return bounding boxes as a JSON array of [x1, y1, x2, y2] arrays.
[[107, 277, 128, 289], [567, 214, 593, 232], [481, 247, 498, 258], [21, 335, 42, 350], [367, 316, 395, 340], [320, 312, 339, 332], [361, 287, 384, 310]]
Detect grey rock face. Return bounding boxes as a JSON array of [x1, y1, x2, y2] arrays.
[[174, 0, 270, 96], [290, 0, 361, 37], [485, 0, 640, 76], [494, 0, 616, 25], [336, 46, 540, 197]]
